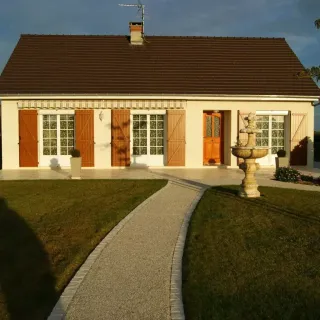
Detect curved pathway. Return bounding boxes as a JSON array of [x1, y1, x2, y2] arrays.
[[46, 168, 320, 320], [49, 180, 204, 320]]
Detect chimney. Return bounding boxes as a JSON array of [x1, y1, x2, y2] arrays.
[[129, 22, 143, 45]]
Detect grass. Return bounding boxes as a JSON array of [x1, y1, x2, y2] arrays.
[[0, 179, 167, 320], [182, 186, 320, 320]]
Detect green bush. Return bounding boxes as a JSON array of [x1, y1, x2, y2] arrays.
[[276, 149, 286, 157], [315, 142, 320, 162], [300, 174, 314, 182], [274, 167, 301, 182], [71, 148, 81, 157]]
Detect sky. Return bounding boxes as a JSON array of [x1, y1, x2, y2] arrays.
[[0, 0, 319, 128]]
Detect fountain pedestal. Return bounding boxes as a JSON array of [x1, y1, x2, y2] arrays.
[[239, 159, 261, 197], [231, 113, 268, 198]]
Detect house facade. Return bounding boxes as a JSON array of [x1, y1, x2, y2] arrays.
[[0, 23, 319, 170]]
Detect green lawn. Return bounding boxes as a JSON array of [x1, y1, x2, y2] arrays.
[[183, 186, 320, 320], [0, 179, 167, 320]]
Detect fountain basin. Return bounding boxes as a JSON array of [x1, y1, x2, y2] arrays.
[[231, 146, 268, 159]]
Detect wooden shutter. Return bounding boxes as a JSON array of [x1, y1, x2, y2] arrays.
[[111, 110, 130, 166], [75, 110, 94, 167], [19, 110, 38, 167], [290, 113, 308, 166], [167, 110, 185, 166]]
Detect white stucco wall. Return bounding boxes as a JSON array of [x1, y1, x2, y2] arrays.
[[1, 101, 19, 169], [185, 100, 315, 168], [0, 98, 315, 169], [94, 109, 111, 168]]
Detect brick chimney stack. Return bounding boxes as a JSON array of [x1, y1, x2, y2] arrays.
[[129, 22, 143, 45]]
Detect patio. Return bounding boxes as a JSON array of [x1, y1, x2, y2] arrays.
[[0, 166, 319, 191]]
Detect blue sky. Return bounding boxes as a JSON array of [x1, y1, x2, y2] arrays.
[[0, 0, 319, 129]]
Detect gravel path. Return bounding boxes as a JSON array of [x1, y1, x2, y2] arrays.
[[64, 181, 202, 320]]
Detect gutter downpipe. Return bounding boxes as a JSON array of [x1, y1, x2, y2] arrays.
[[313, 100, 320, 107]]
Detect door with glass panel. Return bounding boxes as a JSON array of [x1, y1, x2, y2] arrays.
[[131, 114, 165, 166], [256, 115, 285, 165], [203, 112, 222, 164], [39, 114, 75, 167]]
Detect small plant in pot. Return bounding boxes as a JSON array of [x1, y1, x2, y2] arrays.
[[70, 148, 82, 179], [275, 149, 289, 169]]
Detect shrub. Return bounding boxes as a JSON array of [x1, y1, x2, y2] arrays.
[[300, 174, 314, 182], [274, 167, 300, 182], [71, 149, 81, 157], [276, 149, 286, 157]]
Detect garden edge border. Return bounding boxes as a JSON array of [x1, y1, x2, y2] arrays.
[[170, 186, 208, 320], [47, 180, 170, 320]]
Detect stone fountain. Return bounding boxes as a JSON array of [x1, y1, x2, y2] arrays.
[[231, 112, 269, 198]]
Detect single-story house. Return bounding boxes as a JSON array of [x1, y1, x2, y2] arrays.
[[0, 22, 319, 170]]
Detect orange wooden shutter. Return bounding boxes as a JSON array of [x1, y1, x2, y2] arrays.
[[167, 110, 185, 166], [290, 113, 308, 166], [111, 110, 130, 166], [19, 110, 38, 167], [75, 110, 94, 167]]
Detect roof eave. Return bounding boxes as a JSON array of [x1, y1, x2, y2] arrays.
[[0, 93, 319, 102]]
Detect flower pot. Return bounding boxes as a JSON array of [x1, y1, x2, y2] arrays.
[[275, 157, 289, 169], [70, 157, 82, 179]]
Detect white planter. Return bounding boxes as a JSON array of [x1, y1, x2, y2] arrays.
[[275, 157, 289, 169], [70, 157, 82, 179]]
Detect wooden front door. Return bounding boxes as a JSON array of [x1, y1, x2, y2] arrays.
[[203, 112, 223, 165]]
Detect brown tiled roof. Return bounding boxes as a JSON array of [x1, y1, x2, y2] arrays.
[[0, 34, 319, 96]]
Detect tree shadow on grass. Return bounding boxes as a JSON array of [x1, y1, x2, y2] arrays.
[[0, 197, 58, 320], [210, 186, 320, 225], [184, 282, 320, 320]]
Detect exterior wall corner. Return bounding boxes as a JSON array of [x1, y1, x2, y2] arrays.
[[1, 101, 19, 169]]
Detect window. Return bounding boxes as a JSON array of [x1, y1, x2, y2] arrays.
[[150, 115, 164, 155], [206, 116, 212, 137], [256, 115, 285, 154], [42, 115, 74, 156], [213, 116, 220, 137], [271, 116, 285, 154], [132, 114, 164, 156], [60, 115, 75, 155], [256, 116, 269, 147], [43, 115, 57, 155], [133, 115, 147, 155]]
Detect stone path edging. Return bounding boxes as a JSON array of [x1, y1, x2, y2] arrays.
[[47, 181, 171, 320], [170, 185, 208, 320]]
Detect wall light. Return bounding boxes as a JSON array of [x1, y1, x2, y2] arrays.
[[99, 111, 104, 121]]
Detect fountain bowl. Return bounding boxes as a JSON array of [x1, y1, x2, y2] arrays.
[[231, 146, 269, 159]]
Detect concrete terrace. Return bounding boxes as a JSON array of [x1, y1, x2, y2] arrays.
[[0, 166, 320, 190]]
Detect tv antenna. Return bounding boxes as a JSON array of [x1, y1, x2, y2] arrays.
[[119, 0, 146, 36]]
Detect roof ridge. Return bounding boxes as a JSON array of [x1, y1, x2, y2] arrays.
[[20, 34, 285, 40]]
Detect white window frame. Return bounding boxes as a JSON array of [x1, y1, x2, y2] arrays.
[[38, 110, 75, 167], [255, 111, 288, 166], [256, 110, 289, 116], [130, 110, 166, 167]]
